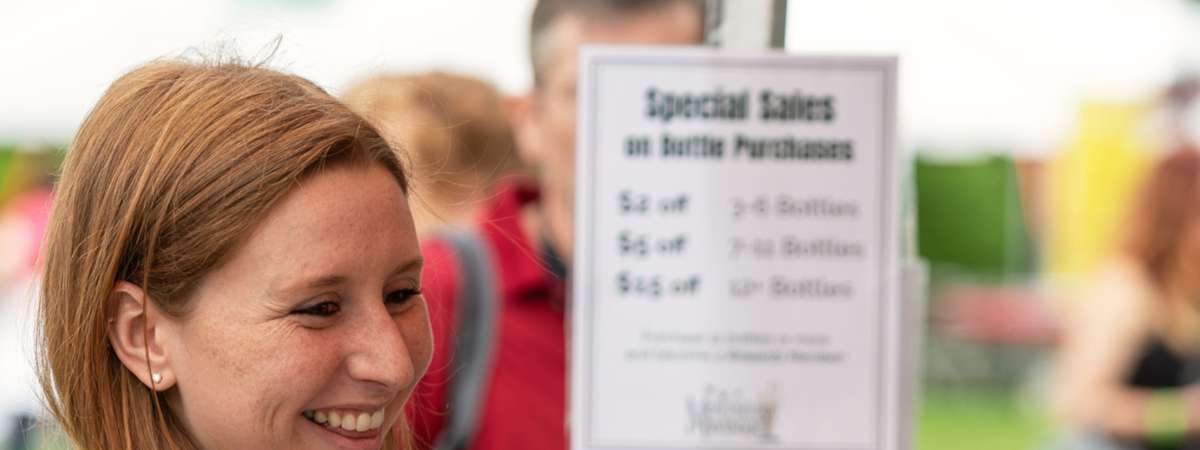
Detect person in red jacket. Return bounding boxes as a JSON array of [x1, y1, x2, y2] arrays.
[[407, 1, 704, 449]]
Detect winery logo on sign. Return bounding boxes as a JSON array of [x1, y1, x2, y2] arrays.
[[685, 383, 780, 441]]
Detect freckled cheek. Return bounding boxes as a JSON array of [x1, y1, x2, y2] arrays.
[[182, 325, 341, 433], [259, 330, 345, 397], [251, 332, 349, 448], [287, 335, 345, 376], [400, 305, 434, 381], [256, 335, 346, 446]]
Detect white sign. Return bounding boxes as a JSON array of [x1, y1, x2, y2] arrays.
[[571, 47, 906, 450]]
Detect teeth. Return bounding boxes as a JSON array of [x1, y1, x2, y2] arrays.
[[305, 407, 387, 432]]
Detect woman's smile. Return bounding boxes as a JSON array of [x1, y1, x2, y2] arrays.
[[302, 406, 390, 450]]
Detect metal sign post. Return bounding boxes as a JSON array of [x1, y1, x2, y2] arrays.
[[703, 0, 787, 49]]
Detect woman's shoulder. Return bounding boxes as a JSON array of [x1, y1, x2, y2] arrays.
[[1092, 258, 1156, 300], [1070, 258, 1157, 330]]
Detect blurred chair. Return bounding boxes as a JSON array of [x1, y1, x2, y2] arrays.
[[916, 154, 1036, 285], [915, 153, 1048, 389]]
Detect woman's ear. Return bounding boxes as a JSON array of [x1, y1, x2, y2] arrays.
[[108, 281, 176, 391]]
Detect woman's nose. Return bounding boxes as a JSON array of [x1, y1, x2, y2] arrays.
[[344, 302, 416, 396]]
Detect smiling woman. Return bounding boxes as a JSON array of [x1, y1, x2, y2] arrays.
[[36, 59, 431, 450]]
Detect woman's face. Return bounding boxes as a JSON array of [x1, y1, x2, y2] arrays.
[[160, 162, 431, 449]]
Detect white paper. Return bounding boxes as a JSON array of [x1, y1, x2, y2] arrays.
[[571, 47, 904, 450]]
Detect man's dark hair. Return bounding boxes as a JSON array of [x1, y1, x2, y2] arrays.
[[528, 0, 704, 86]]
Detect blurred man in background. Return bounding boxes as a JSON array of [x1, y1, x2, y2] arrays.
[[408, 1, 704, 449]]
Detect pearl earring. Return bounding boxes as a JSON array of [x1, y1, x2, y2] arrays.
[[151, 373, 162, 384]]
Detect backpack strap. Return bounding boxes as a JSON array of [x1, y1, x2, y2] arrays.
[[434, 228, 499, 450]]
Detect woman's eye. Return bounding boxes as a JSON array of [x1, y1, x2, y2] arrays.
[[294, 301, 341, 317], [385, 288, 422, 307]]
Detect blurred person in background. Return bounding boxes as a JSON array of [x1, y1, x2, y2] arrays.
[[0, 179, 52, 449], [1157, 75, 1200, 152], [38, 59, 431, 450], [407, 1, 704, 449], [1055, 149, 1200, 450], [343, 72, 521, 236]]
